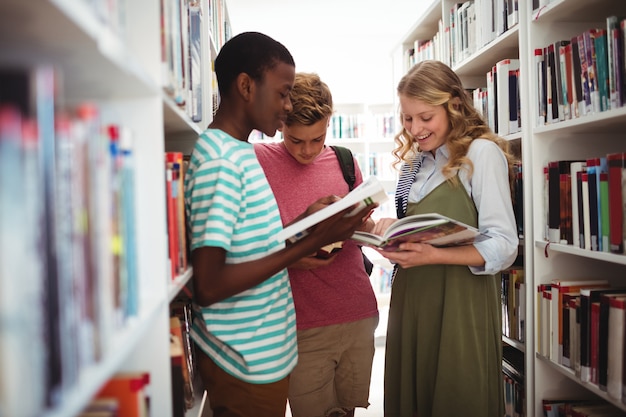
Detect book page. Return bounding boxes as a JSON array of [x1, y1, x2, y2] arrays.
[[274, 176, 388, 243]]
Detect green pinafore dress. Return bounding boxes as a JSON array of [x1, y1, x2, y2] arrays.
[[383, 178, 504, 417]]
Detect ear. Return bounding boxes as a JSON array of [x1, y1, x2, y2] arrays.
[[236, 73, 254, 101]]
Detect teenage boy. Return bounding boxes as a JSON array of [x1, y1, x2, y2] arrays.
[[184, 32, 376, 417], [255, 72, 379, 417]]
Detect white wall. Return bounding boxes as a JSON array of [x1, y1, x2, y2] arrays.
[[226, 0, 430, 104]]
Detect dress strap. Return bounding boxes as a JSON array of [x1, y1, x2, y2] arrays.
[[395, 154, 422, 219]]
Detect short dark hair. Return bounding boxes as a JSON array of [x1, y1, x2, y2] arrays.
[[214, 32, 295, 97]]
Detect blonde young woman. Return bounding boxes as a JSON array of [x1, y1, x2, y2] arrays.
[[372, 60, 519, 417]]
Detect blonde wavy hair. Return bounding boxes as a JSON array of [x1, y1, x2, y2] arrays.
[[285, 72, 333, 126], [393, 60, 514, 187]]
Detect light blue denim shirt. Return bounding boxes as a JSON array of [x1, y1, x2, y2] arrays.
[[409, 139, 519, 275]]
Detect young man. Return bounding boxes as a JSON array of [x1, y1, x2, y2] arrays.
[[184, 33, 376, 417], [255, 72, 379, 417]]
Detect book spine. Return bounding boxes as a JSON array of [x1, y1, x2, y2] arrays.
[[548, 161, 561, 242], [535, 48, 546, 126], [586, 159, 600, 251], [599, 172, 610, 253], [608, 153, 625, 254]]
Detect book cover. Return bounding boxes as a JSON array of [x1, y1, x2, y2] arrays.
[[570, 35, 584, 118], [559, 41, 573, 120], [586, 158, 600, 251], [577, 33, 592, 115], [599, 172, 610, 253], [553, 40, 569, 121], [590, 300, 600, 385], [607, 153, 625, 254], [548, 160, 582, 243], [542, 287, 552, 358], [351, 212, 489, 251], [570, 161, 586, 248], [607, 295, 626, 400], [188, 4, 203, 122], [559, 173, 573, 244], [535, 48, 546, 126], [165, 153, 179, 279], [581, 172, 592, 250], [607, 16, 620, 110], [274, 176, 388, 243], [593, 29, 609, 112], [583, 29, 600, 114], [495, 59, 518, 135], [96, 372, 150, 417], [598, 291, 626, 392]]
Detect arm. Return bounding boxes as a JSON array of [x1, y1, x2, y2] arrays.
[[192, 202, 376, 306], [375, 242, 485, 269]]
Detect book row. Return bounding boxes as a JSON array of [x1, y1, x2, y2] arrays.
[[161, 0, 232, 124], [534, 16, 626, 127], [502, 267, 526, 344], [473, 58, 521, 137], [544, 156, 626, 254], [542, 398, 626, 417], [170, 299, 197, 417], [77, 371, 151, 417], [404, 0, 519, 70], [329, 112, 397, 140], [0, 67, 140, 416], [165, 152, 190, 280], [537, 280, 626, 404], [503, 344, 525, 417]]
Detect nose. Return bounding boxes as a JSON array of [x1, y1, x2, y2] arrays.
[[284, 96, 293, 113], [406, 119, 421, 136]]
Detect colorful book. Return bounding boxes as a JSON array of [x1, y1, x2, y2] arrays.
[[351, 212, 489, 251]]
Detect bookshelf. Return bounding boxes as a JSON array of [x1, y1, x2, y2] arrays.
[[326, 102, 398, 195], [394, 0, 626, 415], [0, 1, 229, 416]]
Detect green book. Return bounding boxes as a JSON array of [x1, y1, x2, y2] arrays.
[[600, 172, 610, 252]]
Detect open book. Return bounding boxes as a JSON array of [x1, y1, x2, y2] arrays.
[[351, 212, 490, 251], [274, 176, 389, 243]]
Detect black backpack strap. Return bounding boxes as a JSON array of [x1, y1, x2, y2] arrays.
[[330, 145, 356, 191]]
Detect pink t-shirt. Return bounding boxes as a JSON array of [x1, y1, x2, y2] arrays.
[[255, 142, 378, 330]]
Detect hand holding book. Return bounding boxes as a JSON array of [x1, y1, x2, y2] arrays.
[[274, 176, 388, 244], [352, 213, 490, 251]]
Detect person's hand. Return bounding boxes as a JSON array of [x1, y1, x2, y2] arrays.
[[375, 242, 438, 268], [289, 253, 337, 270], [371, 217, 398, 236], [304, 195, 341, 216], [310, 202, 378, 248]]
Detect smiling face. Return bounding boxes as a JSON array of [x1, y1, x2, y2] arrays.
[[281, 117, 329, 165], [399, 94, 451, 154], [251, 61, 295, 137]]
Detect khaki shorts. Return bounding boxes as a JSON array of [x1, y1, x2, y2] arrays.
[[195, 347, 289, 417], [288, 316, 379, 417]]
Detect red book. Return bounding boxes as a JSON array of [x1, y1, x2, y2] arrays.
[[97, 372, 150, 417], [165, 153, 179, 279], [590, 301, 600, 385]]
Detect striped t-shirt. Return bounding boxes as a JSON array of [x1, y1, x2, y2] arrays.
[[184, 129, 297, 383]]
